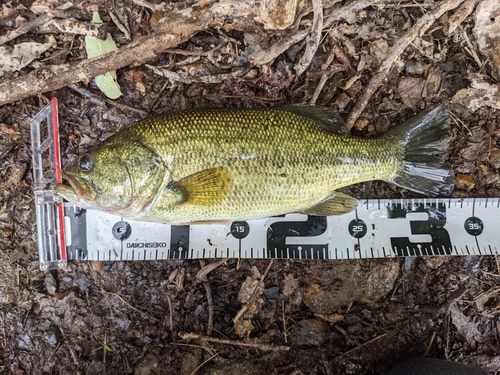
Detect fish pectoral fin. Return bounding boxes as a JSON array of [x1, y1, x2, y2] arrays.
[[178, 167, 232, 206], [303, 192, 358, 216]]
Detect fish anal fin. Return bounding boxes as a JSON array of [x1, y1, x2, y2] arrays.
[[179, 167, 232, 206], [303, 192, 358, 216]]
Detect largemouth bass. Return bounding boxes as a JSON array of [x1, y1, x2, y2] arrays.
[[55, 105, 455, 224]]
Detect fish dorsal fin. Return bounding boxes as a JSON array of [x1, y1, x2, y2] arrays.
[[173, 167, 232, 206], [302, 191, 358, 216], [280, 104, 348, 135]]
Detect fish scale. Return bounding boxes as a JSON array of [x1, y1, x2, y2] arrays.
[[56, 105, 454, 224]]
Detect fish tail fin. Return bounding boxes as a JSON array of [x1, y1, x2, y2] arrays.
[[387, 106, 456, 196]]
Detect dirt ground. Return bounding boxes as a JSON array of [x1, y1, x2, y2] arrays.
[[1, 0, 500, 374]]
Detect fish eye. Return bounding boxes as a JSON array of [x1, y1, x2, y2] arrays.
[[79, 154, 94, 172]]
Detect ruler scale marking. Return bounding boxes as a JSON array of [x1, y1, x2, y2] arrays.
[[58, 198, 500, 261]]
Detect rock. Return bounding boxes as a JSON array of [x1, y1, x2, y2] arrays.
[[404, 59, 426, 75], [289, 319, 327, 346], [302, 260, 400, 314], [456, 173, 475, 191]]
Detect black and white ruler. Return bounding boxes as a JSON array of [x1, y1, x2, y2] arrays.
[[62, 198, 499, 262]]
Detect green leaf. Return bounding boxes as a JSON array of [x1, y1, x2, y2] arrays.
[[85, 11, 122, 99], [85, 33, 118, 59], [104, 344, 113, 352], [95, 73, 122, 99], [91, 11, 103, 24]]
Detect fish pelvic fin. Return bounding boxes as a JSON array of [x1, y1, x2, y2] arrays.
[[302, 192, 358, 216], [177, 167, 232, 206], [386, 106, 456, 196]]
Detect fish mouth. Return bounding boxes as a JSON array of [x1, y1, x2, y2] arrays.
[[55, 172, 81, 202]]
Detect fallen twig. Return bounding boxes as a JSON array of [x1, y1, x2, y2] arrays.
[[196, 259, 226, 278], [198, 260, 216, 336], [68, 84, 148, 117], [166, 48, 209, 57], [424, 331, 437, 356], [294, 0, 323, 76], [167, 296, 173, 330], [189, 353, 218, 375], [249, 29, 309, 66], [346, 0, 467, 130], [447, 0, 480, 35], [323, 0, 384, 28], [281, 300, 288, 344], [458, 25, 483, 68], [309, 71, 329, 105], [109, 10, 131, 40], [0, 8, 69, 46], [334, 333, 388, 359], [130, 0, 170, 11], [34, 18, 108, 39], [111, 292, 160, 322], [180, 332, 290, 351]]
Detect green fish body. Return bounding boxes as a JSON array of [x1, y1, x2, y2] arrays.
[[55, 105, 455, 224]]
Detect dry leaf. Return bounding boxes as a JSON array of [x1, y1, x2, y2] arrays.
[[314, 313, 344, 323], [2, 2, 17, 18], [0, 42, 51, 77], [30, 0, 56, 15], [397, 77, 425, 111], [254, 0, 298, 30], [456, 173, 475, 191], [124, 69, 147, 93], [233, 266, 265, 338], [450, 304, 485, 343], [369, 39, 389, 65], [474, 0, 500, 79], [281, 273, 299, 298], [451, 75, 500, 112]]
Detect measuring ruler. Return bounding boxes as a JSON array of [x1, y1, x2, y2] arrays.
[[61, 198, 499, 262], [30, 99, 500, 270]]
